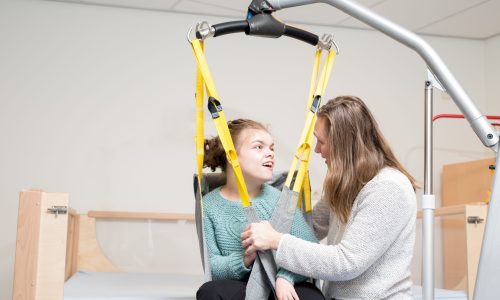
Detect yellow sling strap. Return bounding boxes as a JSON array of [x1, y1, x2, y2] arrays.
[[287, 49, 336, 212], [192, 37, 336, 211], [191, 39, 251, 208], [195, 41, 205, 192]]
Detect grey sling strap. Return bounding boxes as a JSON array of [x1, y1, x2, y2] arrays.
[[270, 186, 300, 233], [244, 207, 277, 300], [245, 186, 301, 300]]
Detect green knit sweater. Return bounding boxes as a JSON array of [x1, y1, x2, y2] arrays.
[[203, 183, 318, 284]]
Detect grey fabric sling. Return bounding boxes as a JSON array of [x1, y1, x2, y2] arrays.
[[193, 172, 306, 300], [243, 207, 277, 300]]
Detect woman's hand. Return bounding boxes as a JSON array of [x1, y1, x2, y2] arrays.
[[240, 221, 283, 254], [275, 277, 299, 300]]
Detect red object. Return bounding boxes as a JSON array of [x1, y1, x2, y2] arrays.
[[432, 114, 500, 127]]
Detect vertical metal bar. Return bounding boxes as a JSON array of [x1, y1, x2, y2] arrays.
[[423, 81, 435, 300], [424, 81, 433, 195]]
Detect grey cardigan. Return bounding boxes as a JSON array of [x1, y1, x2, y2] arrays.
[[276, 167, 416, 299]]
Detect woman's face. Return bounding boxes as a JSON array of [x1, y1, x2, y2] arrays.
[[314, 117, 331, 165], [236, 128, 275, 185]]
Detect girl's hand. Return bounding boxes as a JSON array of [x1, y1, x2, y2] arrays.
[[243, 249, 256, 268], [275, 277, 299, 300]]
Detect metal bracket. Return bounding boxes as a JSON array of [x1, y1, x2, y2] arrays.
[[187, 21, 215, 43], [195, 21, 215, 40], [317, 33, 339, 53], [248, 0, 275, 15], [468, 216, 484, 225], [426, 69, 445, 92], [47, 206, 68, 217]]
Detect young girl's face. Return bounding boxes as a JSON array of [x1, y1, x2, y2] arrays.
[[236, 128, 275, 185]]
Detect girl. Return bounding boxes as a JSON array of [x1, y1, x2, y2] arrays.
[[197, 119, 324, 300]]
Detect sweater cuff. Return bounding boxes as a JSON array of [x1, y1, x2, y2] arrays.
[[276, 233, 295, 267], [276, 270, 295, 285], [277, 233, 291, 255]]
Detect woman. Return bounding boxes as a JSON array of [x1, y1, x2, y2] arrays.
[[241, 96, 418, 299], [197, 119, 324, 300]]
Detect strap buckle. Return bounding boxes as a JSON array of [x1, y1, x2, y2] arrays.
[[207, 97, 222, 119], [310, 95, 322, 113]]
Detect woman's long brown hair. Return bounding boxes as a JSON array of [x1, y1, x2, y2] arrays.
[[317, 96, 418, 224]]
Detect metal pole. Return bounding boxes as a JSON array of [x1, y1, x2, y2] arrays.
[[267, 0, 498, 151], [422, 81, 435, 300]]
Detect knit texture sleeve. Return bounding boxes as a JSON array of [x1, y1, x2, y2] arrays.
[[276, 194, 319, 284], [275, 179, 415, 281], [203, 190, 252, 281]]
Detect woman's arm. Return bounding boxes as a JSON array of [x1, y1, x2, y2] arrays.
[[275, 180, 415, 281], [276, 208, 319, 284]]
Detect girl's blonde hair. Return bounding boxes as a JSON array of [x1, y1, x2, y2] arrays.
[[317, 96, 417, 224]]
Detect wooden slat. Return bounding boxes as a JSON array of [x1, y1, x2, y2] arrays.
[[37, 192, 69, 300], [416, 203, 470, 219], [65, 213, 79, 280], [87, 211, 195, 222], [13, 190, 43, 300]]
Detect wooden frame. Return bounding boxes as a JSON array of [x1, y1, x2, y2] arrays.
[[13, 189, 195, 300], [440, 157, 494, 299]]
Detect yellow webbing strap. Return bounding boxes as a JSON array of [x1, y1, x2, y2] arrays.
[[285, 49, 321, 189], [308, 49, 322, 108], [191, 39, 251, 208], [286, 49, 336, 211], [297, 174, 312, 212], [195, 42, 205, 190]]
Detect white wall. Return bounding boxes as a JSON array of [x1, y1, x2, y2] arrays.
[[0, 0, 495, 298], [486, 34, 500, 115]]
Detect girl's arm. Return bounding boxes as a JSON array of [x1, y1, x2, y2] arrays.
[[312, 196, 331, 240], [204, 214, 252, 280]]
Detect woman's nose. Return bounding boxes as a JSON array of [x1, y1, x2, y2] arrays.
[[314, 143, 320, 153]]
